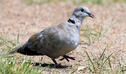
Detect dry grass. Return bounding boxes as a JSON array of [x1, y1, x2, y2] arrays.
[[0, 0, 126, 74]]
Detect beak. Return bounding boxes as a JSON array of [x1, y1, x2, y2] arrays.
[[87, 12, 94, 18]]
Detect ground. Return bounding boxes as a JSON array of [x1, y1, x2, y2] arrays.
[[0, 0, 126, 74]]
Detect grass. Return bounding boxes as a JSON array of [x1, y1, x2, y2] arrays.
[[0, 35, 44, 74], [0, 20, 124, 74], [0, 55, 44, 74], [81, 20, 119, 44], [21, 0, 126, 5], [85, 48, 126, 74], [0, 0, 125, 73], [80, 20, 126, 73], [0, 30, 126, 74], [0, 13, 124, 74]]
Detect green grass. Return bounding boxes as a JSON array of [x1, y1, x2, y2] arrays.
[[81, 21, 119, 44], [72, 0, 126, 5], [0, 21, 125, 73], [0, 32, 126, 73], [0, 56, 43, 74], [85, 48, 126, 74], [21, 0, 126, 5], [0, 35, 44, 74]]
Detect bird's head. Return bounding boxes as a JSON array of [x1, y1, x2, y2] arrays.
[[72, 6, 94, 20]]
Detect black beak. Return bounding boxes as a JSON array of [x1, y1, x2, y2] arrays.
[[87, 12, 94, 18]]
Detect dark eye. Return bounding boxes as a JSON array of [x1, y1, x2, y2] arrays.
[[80, 9, 84, 12]]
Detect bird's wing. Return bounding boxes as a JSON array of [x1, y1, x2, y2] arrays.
[[25, 26, 60, 55], [24, 22, 70, 55]]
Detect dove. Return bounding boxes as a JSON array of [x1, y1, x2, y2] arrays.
[[9, 6, 94, 66]]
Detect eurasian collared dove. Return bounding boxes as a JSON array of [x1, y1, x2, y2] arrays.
[[9, 6, 94, 65]]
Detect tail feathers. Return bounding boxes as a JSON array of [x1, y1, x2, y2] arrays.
[[8, 46, 22, 55], [8, 44, 42, 55], [8, 49, 18, 54]]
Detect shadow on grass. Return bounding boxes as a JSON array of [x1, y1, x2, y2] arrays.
[[31, 62, 72, 69]]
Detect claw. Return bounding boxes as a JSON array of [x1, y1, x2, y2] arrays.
[[60, 55, 75, 62]]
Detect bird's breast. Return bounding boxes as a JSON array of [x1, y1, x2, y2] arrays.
[[60, 27, 80, 50], [44, 26, 80, 58], [68, 30, 80, 48]]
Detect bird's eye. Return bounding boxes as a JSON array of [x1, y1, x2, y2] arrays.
[[80, 9, 84, 12]]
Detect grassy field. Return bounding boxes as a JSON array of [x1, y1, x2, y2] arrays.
[[0, 0, 126, 74], [21, 0, 126, 5]]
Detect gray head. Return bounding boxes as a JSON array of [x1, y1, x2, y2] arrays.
[[68, 6, 94, 24], [73, 6, 94, 19]]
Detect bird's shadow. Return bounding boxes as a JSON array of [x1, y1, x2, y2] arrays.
[[31, 62, 71, 69]]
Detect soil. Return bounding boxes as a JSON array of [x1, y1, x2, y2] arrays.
[[0, 0, 126, 73]]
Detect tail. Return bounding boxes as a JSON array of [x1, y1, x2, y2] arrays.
[[8, 44, 26, 55], [8, 47, 22, 54], [8, 44, 42, 56]]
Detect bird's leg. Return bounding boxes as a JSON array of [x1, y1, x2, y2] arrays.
[[60, 55, 75, 62], [51, 58, 58, 65], [51, 58, 63, 67]]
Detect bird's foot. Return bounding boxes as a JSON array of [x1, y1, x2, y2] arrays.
[[60, 55, 75, 62], [51, 58, 61, 67]]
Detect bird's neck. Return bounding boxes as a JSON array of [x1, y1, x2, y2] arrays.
[[68, 15, 84, 27]]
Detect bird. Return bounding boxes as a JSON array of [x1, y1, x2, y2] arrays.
[[9, 6, 94, 66]]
